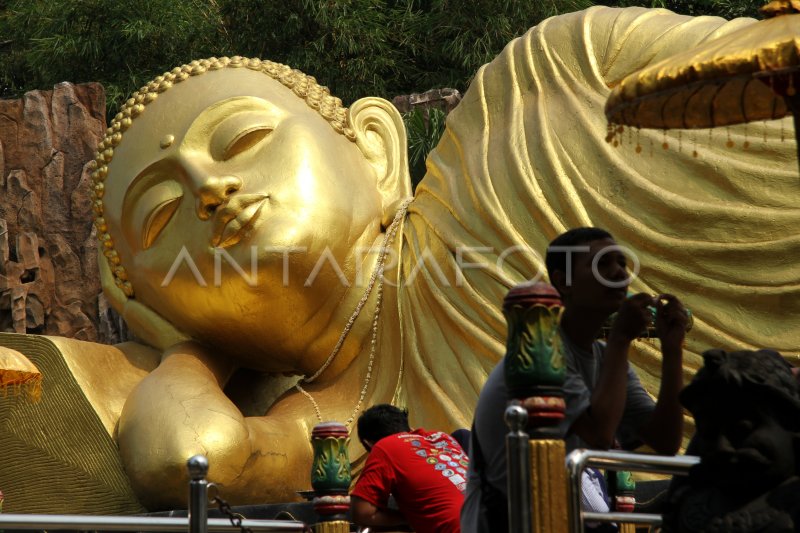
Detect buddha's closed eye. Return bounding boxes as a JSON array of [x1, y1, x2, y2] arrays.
[[128, 179, 184, 251], [142, 196, 182, 250], [223, 126, 273, 160]]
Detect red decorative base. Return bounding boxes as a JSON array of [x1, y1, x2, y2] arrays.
[[615, 496, 635, 513], [311, 422, 349, 440], [313, 494, 351, 517], [521, 395, 566, 427]]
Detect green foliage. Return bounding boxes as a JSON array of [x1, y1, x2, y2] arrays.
[[0, 0, 229, 116], [0, 0, 762, 172], [606, 0, 761, 18], [403, 107, 446, 188], [394, 0, 596, 99], [219, 0, 412, 104], [0, 0, 609, 113]]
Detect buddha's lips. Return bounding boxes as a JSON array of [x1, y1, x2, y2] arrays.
[[212, 194, 269, 248]]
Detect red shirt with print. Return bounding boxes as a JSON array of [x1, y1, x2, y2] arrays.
[[351, 428, 468, 533]]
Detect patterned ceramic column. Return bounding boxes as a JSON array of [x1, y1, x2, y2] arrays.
[[310, 422, 351, 533], [503, 282, 568, 533], [503, 282, 566, 435]]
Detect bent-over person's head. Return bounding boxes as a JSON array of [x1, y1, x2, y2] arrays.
[[357, 404, 411, 451]]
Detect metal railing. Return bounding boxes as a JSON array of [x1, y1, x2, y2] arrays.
[[565, 449, 700, 532], [0, 455, 306, 533], [0, 514, 307, 531], [505, 404, 532, 533]]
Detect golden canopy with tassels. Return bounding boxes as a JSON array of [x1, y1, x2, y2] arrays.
[[606, 0, 800, 130]]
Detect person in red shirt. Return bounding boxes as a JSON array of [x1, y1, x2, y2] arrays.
[[351, 404, 468, 533]]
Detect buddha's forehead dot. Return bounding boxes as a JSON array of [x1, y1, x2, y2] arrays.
[[160, 134, 175, 150]]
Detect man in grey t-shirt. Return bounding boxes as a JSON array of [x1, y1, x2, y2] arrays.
[[461, 227, 688, 532]]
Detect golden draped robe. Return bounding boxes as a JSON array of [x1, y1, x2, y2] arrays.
[[400, 6, 799, 437]]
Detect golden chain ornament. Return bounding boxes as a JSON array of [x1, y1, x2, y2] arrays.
[[295, 198, 411, 427]]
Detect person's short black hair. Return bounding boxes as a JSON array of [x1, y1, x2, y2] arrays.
[[357, 404, 410, 447], [545, 227, 613, 284]]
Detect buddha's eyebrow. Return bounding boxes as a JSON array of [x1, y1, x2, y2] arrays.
[[123, 158, 176, 215], [192, 96, 283, 137]]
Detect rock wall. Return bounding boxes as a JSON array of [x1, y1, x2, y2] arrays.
[[0, 82, 124, 342], [392, 87, 462, 113]]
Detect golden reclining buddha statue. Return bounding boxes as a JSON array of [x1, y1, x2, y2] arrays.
[[0, 5, 797, 513]]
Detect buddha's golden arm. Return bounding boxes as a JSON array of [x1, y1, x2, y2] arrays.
[[117, 341, 313, 509]]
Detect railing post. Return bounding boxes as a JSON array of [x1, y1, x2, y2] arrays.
[[187, 455, 209, 533], [566, 449, 589, 533], [505, 404, 532, 533]]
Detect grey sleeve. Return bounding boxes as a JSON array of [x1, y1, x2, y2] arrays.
[[616, 365, 656, 450], [559, 353, 592, 438]]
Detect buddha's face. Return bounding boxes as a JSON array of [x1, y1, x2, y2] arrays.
[[103, 68, 385, 370]]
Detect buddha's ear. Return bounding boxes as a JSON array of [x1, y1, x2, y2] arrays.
[[348, 97, 412, 228], [98, 254, 189, 351]]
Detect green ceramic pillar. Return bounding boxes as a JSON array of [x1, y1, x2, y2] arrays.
[[310, 422, 350, 533], [503, 281, 566, 436]]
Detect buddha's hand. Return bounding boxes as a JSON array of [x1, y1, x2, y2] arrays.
[[609, 293, 654, 343], [654, 294, 688, 356], [117, 340, 310, 509]]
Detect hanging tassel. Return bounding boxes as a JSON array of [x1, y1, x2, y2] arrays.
[[0, 348, 43, 403]]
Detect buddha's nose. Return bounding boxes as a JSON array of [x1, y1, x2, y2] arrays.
[[195, 175, 242, 220]]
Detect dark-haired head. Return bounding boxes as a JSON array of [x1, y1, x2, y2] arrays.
[[545, 227, 613, 291], [357, 404, 411, 450]]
